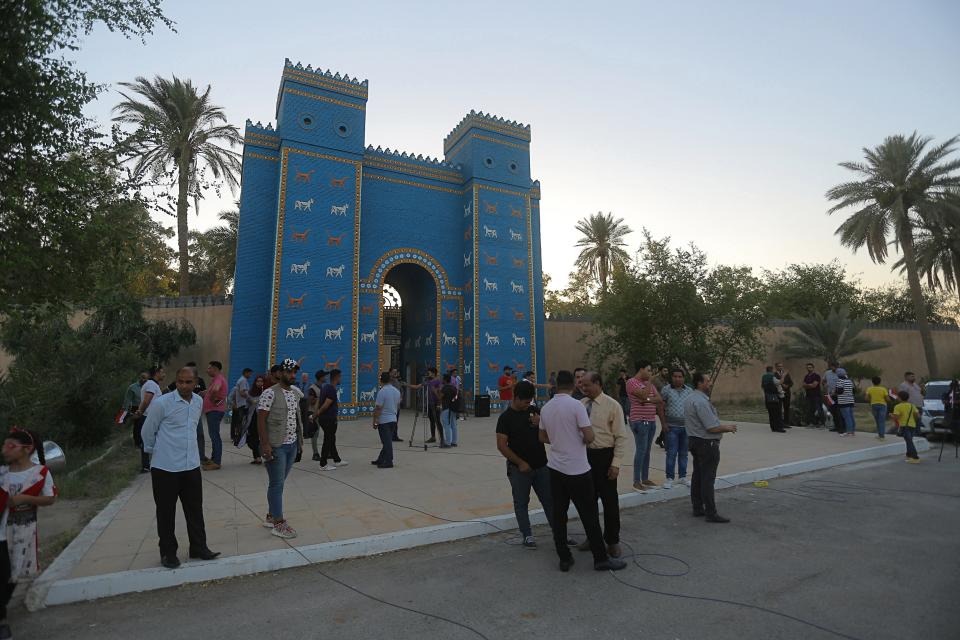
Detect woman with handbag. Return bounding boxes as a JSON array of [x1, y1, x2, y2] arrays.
[[892, 390, 920, 463]]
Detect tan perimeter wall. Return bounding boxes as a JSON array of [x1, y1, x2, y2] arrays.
[[544, 319, 960, 402], [3, 307, 958, 402]]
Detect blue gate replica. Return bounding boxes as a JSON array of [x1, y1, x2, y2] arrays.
[[229, 59, 545, 418]]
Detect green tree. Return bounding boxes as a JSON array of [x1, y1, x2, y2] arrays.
[[0, 1, 171, 313], [113, 76, 242, 295], [543, 269, 596, 318], [588, 231, 768, 386], [574, 212, 632, 293], [778, 306, 890, 366], [189, 207, 239, 294], [826, 132, 960, 376], [858, 284, 958, 326], [762, 261, 865, 319]]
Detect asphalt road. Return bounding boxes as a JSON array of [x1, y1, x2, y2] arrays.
[[16, 451, 960, 640]]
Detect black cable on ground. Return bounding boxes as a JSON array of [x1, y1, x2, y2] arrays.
[[606, 565, 864, 640], [201, 475, 493, 640]]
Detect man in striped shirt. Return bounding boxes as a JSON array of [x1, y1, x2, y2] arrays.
[[626, 360, 666, 492], [835, 368, 857, 436]]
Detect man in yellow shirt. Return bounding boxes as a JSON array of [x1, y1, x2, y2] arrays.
[[892, 390, 920, 463], [865, 376, 890, 440]]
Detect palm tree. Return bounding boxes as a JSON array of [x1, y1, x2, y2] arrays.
[[574, 212, 633, 293], [778, 306, 890, 365], [826, 132, 960, 376], [190, 207, 239, 294], [894, 212, 960, 304], [113, 76, 241, 296]]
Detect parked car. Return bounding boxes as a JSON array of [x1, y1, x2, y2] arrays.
[[919, 380, 952, 437]]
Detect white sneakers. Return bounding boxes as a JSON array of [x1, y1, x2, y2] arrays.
[[663, 479, 674, 489], [678, 477, 689, 486], [336, 460, 349, 467], [320, 464, 337, 471]]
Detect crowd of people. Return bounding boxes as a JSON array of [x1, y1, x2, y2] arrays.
[[118, 354, 960, 576], [756, 362, 960, 463]]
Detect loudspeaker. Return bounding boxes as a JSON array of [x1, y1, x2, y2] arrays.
[[475, 394, 491, 418]]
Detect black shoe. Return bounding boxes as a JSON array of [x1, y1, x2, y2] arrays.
[[594, 558, 628, 571], [377, 463, 394, 468], [706, 513, 730, 523], [189, 548, 221, 561], [312, 453, 321, 461], [774, 429, 787, 433], [371, 460, 380, 465], [425, 438, 437, 443], [693, 510, 705, 517], [451, 443, 458, 447], [392, 438, 403, 442], [559, 557, 574, 572], [566, 538, 579, 547], [161, 555, 181, 569]]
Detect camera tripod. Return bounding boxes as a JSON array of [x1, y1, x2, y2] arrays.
[[406, 382, 436, 451]]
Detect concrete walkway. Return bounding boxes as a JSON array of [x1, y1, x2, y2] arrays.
[[31, 415, 921, 607]]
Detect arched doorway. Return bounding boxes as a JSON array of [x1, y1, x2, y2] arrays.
[[383, 263, 438, 389]]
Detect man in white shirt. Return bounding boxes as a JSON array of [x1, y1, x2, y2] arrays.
[[141, 366, 220, 569], [373, 372, 402, 468], [134, 366, 165, 474], [539, 370, 627, 573]]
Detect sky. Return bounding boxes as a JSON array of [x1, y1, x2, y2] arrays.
[[71, 0, 960, 290]]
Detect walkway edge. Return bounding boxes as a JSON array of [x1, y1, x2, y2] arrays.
[[38, 439, 927, 607], [26, 474, 148, 611]]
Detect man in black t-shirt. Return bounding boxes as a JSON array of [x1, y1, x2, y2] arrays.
[[496, 380, 563, 549]]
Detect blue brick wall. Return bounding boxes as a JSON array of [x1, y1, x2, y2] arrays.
[[230, 60, 544, 416]]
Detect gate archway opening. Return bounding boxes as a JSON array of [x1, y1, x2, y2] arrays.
[[382, 263, 438, 396]]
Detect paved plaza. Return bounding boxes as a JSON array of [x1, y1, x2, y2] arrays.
[[19, 454, 959, 640], [59, 414, 909, 582]]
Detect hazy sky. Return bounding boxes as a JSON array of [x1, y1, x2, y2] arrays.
[[73, 0, 960, 289]]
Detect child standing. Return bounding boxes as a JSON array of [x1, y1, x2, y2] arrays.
[[892, 390, 921, 463], [865, 376, 890, 439], [0, 428, 57, 638]]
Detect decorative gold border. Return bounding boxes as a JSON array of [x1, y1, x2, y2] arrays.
[[245, 151, 279, 161], [477, 183, 530, 198], [282, 87, 366, 111], [362, 157, 462, 184], [526, 195, 536, 376], [472, 185, 479, 399], [363, 172, 466, 195], [283, 69, 369, 99], [352, 161, 363, 402]]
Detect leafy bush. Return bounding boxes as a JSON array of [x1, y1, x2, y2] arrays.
[[0, 298, 195, 447]]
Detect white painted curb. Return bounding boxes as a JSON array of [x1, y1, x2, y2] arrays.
[[37, 440, 925, 607], [26, 474, 147, 611]]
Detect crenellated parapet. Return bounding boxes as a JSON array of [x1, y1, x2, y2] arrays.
[[282, 58, 369, 100], [244, 119, 280, 150], [443, 110, 531, 155], [363, 146, 463, 184]]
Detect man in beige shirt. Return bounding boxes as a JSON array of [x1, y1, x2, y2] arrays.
[[579, 371, 628, 558]]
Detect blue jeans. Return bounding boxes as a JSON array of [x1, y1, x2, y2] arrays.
[[441, 409, 458, 445], [629, 420, 657, 483], [376, 423, 395, 466], [205, 411, 224, 464], [902, 426, 918, 459], [665, 424, 688, 480], [839, 405, 856, 433], [871, 403, 888, 437], [506, 463, 554, 538], [265, 441, 297, 520]]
